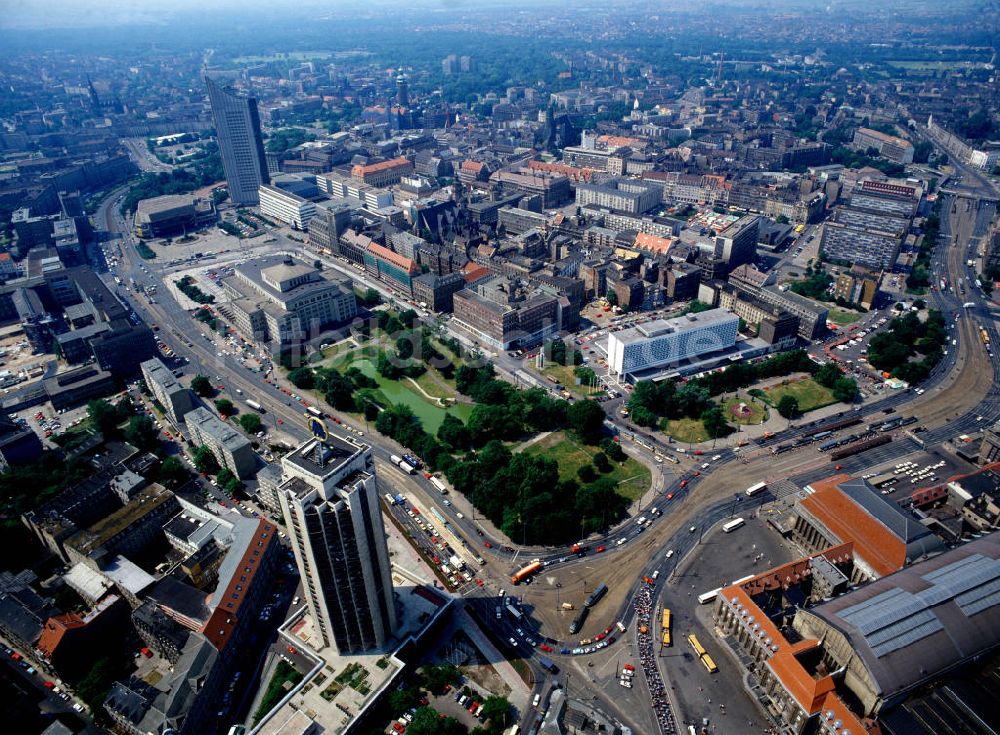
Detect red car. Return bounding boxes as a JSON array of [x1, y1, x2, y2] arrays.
[[595, 545, 606, 553], [392, 723, 405, 733], [693, 471, 700, 477], [680, 480, 688, 488], [43, 681, 54, 690], [287, 646, 297, 654], [693, 450, 704, 456], [835, 464, 843, 470], [484, 541, 492, 548], [539, 644, 553, 652], [666, 492, 675, 500], [476, 579, 485, 587], [595, 633, 606, 641]]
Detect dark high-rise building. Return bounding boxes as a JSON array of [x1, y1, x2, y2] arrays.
[[205, 77, 270, 206], [278, 437, 396, 653]]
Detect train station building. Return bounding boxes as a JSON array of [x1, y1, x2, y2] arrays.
[[713, 533, 1000, 735]]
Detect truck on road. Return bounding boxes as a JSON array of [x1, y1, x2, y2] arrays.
[[390, 455, 416, 474]]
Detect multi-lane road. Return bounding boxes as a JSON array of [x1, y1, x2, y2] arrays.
[[94, 156, 999, 733]]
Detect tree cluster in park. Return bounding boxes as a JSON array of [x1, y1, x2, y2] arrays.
[[627, 350, 835, 432], [367, 362, 629, 544]]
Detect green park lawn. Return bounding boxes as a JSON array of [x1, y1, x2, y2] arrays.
[[760, 377, 837, 414], [827, 308, 862, 326], [720, 395, 768, 425], [660, 417, 711, 444], [540, 363, 603, 397], [523, 431, 651, 501], [343, 358, 473, 434]]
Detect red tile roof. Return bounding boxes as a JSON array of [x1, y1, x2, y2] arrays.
[[718, 546, 873, 735], [366, 242, 420, 275], [36, 613, 85, 659], [351, 156, 412, 177], [526, 159, 596, 183], [799, 474, 907, 577], [461, 263, 490, 284], [633, 232, 676, 255], [202, 519, 276, 651]]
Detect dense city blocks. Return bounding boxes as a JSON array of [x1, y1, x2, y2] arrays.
[[0, 3, 998, 735]]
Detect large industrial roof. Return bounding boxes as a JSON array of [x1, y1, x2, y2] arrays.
[[807, 533, 1000, 700]]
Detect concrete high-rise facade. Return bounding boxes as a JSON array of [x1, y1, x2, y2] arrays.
[[278, 436, 396, 653], [205, 77, 270, 206]]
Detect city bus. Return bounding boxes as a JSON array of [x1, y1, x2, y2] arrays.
[[745, 481, 767, 497], [511, 560, 543, 585], [687, 634, 707, 657], [697, 587, 722, 605], [722, 518, 746, 533], [700, 652, 719, 673]]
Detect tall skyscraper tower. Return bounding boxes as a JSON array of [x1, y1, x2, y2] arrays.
[[205, 77, 270, 206], [278, 434, 396, 653]]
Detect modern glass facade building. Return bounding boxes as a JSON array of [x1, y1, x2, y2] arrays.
[[205, 77, 270, 206], [607, 308, 739, 380]]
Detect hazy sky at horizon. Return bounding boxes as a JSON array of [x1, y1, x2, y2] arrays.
[[0, 0, 431, 30]]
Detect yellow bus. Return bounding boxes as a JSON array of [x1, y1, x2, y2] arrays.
[[662, 608, 672, 630], [662, 630, 672, 647], [687, 634, 706, 658], [700, 653, 719, 673]]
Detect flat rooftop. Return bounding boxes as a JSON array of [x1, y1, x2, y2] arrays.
[[282, 436, 365, 479], [610, 307, 738, 345]]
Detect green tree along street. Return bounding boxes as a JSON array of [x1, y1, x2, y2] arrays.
[[191, 374, 214, 397], [217, 467, 242, 494], [239, 412, 262, 434], [478, 695, 513, 733], [214, 398, 235, 417], [124, 414, 159, 450], [907, 200, 941, 291], [175, 275, 215, 304], [193, 445, 220, 474], [155, 456, 188, 487]]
